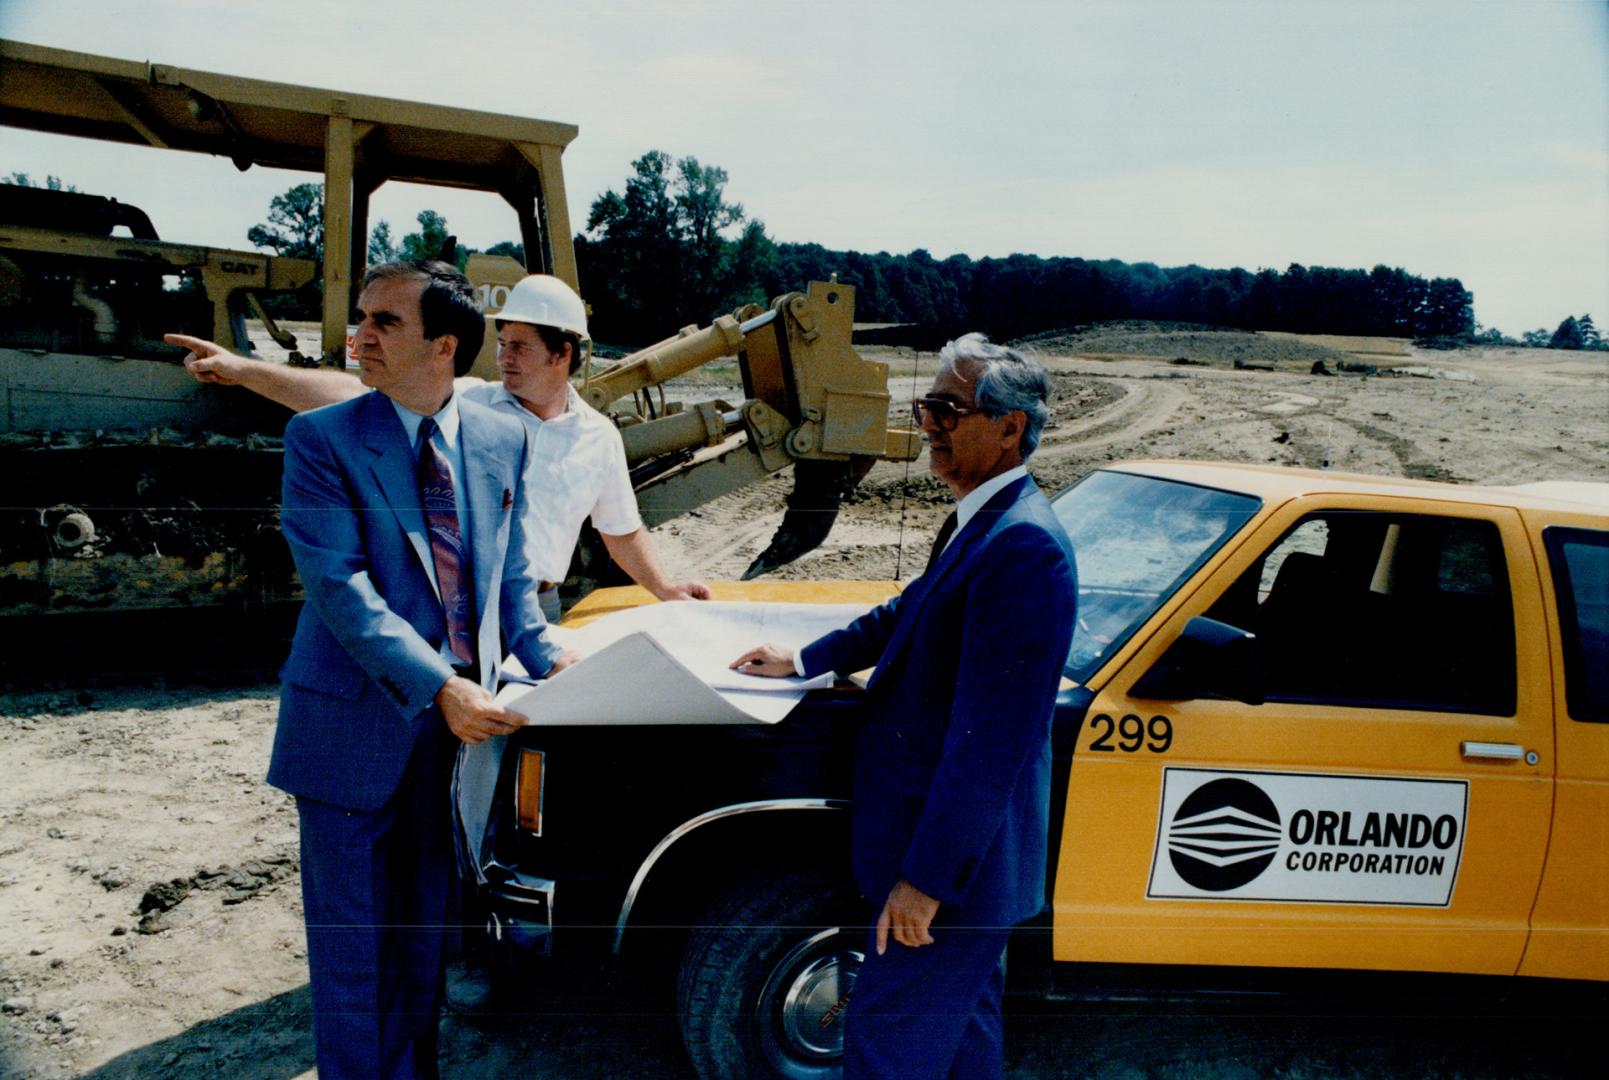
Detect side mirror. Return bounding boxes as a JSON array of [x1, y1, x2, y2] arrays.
[[1130, 616, 1264, 705]]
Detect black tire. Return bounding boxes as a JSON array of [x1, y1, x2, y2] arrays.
[[677, 868, 865, 1080]]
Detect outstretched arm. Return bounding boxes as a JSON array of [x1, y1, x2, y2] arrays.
[[732, 592, 902, 680], [601, 527, 710, 601], [165, 333, 364, 412]]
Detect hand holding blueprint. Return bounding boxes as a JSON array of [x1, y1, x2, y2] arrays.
[[496, 600, 874, 726]]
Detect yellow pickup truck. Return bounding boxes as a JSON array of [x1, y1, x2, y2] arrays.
[[466, 462, 1608, 1080], [1052, 463, 1606, 985]]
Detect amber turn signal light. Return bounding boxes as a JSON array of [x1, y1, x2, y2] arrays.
[[516, 748, 545, 835]]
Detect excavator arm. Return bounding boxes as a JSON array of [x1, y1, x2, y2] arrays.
[[581, 279, 920, 578]]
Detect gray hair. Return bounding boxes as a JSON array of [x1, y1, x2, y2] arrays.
[[939, 332, 1050, 459]]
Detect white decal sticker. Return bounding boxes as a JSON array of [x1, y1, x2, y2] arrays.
[[1147, 768, 1467, 907]]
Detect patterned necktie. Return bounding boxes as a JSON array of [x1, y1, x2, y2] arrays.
[[924, 510, 959, 574], [417, 417, 475, 666]]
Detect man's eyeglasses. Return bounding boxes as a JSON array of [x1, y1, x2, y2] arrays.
[[912, 397, 986, 431]]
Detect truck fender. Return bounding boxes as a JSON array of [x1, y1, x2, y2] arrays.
[[612, 798, 850, 954]]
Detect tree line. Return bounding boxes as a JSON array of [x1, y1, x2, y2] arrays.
[[237, 155, 1601, 351]]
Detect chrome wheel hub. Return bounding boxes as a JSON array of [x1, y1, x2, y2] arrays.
[[760, 927, 863, 1069]]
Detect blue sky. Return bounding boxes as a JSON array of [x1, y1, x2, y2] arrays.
[[3, 0, 1604, 335]]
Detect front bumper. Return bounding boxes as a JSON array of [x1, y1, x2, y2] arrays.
[[483, 863, 556, 957]]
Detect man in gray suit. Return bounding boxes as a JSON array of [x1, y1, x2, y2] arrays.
[[263, 260, 565, 1077]]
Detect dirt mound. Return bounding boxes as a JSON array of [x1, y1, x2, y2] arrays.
[[1019, 321, 1352, 368]]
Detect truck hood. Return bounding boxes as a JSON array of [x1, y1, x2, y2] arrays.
[[560, 580, 905, 628]]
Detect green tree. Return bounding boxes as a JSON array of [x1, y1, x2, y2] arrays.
[[1576, 314, 1601, 349], [579, 150, 753, 340], [719, 219, 779, 309], [247, 182, 323, 260], [676, 156, 744, 312], [400, 209, 451, 262], [1521, 328, 1551, 348], [484, 240, 525, 263], [584, 150, 689, 340], [3, 172, 77, 191], [1416, 277, 1475, 339], [368, 220, 397, 264], [679, 161, 743, 245], [1549, 315, 1585, 350]]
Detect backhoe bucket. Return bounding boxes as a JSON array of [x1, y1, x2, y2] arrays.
[[742, 458, 876, 580]]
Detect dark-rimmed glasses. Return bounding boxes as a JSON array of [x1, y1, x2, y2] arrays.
[[912, 396, 985, 431]]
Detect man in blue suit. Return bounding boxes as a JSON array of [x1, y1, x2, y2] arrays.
[[266, 260, 566, 1078], [734, 334, 1077, 1079]]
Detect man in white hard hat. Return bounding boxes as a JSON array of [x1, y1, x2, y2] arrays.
[[168, 274, 709, 621]]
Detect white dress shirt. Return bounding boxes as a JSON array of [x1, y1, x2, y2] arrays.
[[943, 464, 1030, 558], [459, 380, 643, 582]]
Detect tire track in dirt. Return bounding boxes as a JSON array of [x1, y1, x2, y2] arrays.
[[657, 502, 786, 579], [1332, 416, 1467, 482], [1035, 375, 1192, 458]]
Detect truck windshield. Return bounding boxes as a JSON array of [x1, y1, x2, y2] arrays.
[[1053, 471, 1260, 682]]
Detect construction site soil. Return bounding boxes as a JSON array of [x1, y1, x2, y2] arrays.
[[2, 328, 1605, 1079]]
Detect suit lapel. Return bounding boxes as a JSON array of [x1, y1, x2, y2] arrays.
[[361, 393, 435, 593], [866, 475, 1036, 691]]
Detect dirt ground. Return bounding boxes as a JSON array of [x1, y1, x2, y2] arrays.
[[662, 335, 1609, 583], [2, 332, 1605, 1079]]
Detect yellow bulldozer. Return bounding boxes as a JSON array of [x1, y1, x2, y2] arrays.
[[0, 40, 918, 660]]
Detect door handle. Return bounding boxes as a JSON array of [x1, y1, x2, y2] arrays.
[[1460, 741, 1524, 761]]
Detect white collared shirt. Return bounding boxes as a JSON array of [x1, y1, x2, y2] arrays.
[[942, 464, 1030, 558], [459, 380, 643, 581]]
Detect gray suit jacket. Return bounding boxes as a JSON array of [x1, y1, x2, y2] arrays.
[[267, 390, 559, 811]]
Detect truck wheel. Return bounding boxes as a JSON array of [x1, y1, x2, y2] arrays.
[[677, 869, 864, 1080]]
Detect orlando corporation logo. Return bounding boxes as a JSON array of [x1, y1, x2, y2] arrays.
[[1166, 778, 1282, 892]]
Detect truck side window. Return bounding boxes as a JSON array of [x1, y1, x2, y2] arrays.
[[1206, 512, 1516, 715], [1544, 527, 1609, 724]]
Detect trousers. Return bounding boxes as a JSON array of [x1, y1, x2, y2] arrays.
[[842, 915, 1011, 1080], [296, 717, 456, 1080]]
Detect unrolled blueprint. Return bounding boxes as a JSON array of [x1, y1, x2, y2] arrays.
[[497, 600, 875, 726]]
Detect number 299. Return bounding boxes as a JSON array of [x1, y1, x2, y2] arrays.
[[1087, 713, 1172, 753]]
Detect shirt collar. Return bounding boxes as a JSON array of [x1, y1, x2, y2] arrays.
[[489, 381, 522, 412], [493, 380, 581, 425], [390, 388, 461, 451], [955, 465, 1029, 533]]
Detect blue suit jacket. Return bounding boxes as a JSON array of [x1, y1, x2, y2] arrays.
[[801, 475, 1077, 926], [267, 389, 561, 812]]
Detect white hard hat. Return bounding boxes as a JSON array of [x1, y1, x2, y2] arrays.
[[496, 274, 590, 343]]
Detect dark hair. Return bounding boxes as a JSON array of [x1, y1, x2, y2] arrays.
[[363, 260, 485, 376], [495, 320, 583, 375]]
